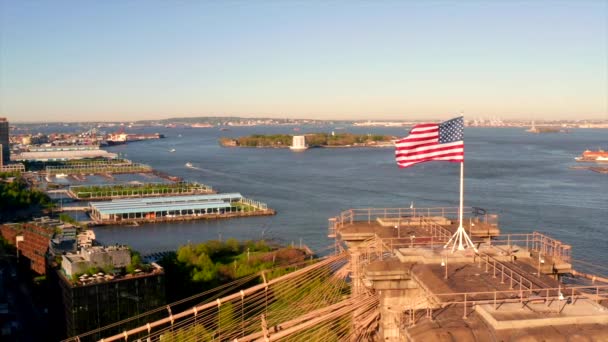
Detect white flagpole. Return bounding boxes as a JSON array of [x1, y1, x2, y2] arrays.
[[444, 116, 478, 253], [458, 161, 465, 250]]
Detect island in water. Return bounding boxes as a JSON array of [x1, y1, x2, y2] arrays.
[[219, 133, 396, 148]]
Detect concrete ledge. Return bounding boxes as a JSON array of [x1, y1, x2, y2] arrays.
[[475, 299, 608, 330]]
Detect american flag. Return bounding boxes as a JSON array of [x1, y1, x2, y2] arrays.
[[395, 116, 464, 168]]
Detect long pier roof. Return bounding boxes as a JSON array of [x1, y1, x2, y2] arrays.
[[90, 193, 242, 215]]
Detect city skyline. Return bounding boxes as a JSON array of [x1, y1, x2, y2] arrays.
[[1, 1, 607, 122]]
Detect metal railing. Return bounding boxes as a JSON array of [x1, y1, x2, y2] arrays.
[[481, 232, 572, 264], [477, 253, 535, 290], [403, 284, 608, 327], [357, 231, 571, 265], [328, 206, 498, 239]]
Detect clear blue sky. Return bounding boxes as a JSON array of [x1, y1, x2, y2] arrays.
[[1, 1, 606, 122]]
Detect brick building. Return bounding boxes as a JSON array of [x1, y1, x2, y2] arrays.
[[0, 218, 60, 275]]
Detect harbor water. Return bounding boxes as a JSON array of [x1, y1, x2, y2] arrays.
[[81, 125, 606, 266]]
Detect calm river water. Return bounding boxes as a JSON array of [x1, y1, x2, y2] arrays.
[[87, 125, 607, 266]]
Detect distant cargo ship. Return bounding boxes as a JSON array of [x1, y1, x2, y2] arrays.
[[575, 149, 608, 162], [106, 133, 165, 146], [526, 121, 568, 133]]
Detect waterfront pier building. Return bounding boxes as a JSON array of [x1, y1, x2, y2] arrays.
[[88, 193, 272, 224]]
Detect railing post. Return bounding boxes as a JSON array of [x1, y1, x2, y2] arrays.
[[463, 293, 467, 319], [493, 260, 497, 278], [494, 291, 497, 310], [519, 275, 523, 293], [485, 255, 489, 273]]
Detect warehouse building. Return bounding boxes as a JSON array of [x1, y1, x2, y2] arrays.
[[88, 193, 247, 223]]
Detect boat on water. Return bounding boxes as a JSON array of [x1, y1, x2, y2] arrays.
[[169, 148, 176, 152], [56, 173, 68, 178], [191, 123, 214, 128], [575, 149, 608, 162], [185, 162, 193, 168]]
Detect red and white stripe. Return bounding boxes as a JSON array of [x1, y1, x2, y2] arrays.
[[395, 123, 463, 168]]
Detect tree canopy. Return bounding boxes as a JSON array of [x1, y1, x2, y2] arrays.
[[220, 132, 395, 148], [159, 239, 307, 301], [0, 177, 52, 220]]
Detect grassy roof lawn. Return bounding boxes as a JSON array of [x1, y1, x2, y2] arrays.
[[70, 182, 211, 199]]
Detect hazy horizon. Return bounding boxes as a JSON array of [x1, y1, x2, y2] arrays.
[[8, 113, 608, 125], [1, 1, 607, 122]]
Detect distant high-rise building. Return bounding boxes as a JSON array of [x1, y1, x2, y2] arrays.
[[0, 117, 9, 165]]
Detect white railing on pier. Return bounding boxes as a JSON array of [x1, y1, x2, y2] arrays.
[[240, 197, 268, 210]]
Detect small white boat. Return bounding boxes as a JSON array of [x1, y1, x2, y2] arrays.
[[56, 173, 68, 178], [169, 148, 176, 152], [185, 162, 193, 168]]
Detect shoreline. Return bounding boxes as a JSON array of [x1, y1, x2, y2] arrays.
[[219, 144, 395, 149]]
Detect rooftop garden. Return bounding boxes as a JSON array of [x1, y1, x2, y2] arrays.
[[69, 182, 213, 199], [68, 249, 153, 285], [24, 158, 131, 171]]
